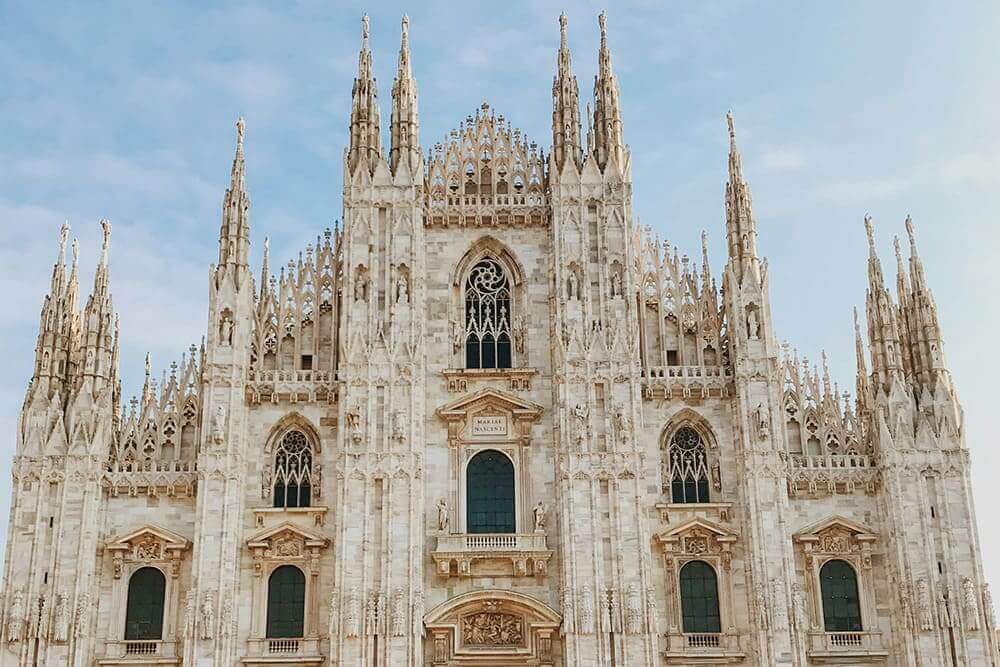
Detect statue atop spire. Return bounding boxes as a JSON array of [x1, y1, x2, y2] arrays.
[[218, 118, 251, 270], [349, 13, 383, 175], [591, 10, 624, 171], [390, 13, 420, 175], [552, 12, 581, 171]]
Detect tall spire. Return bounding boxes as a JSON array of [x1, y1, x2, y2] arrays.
[[591, 11, 624, 170], [863, 215, 904, 388], [724, 112, 760, 284], [390, 14, 420, 174], [349, 14, 383, 174], [901, 216, 948, 387], [218, 117, 251, 270], [552, 12, 581, 171], [80, 219, 117, 388]]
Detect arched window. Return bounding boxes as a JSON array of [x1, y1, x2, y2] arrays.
[[466, 449, 515, 533], [679, 561, 721, 633], [272, 430, 313, 509], [124, 567, 166, 641], [820, 559, 862, 632], [266, 565, 306, 638], [464, 259, 512, 370], [665, 426, 710, 503]]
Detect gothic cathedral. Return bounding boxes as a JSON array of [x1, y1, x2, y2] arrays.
[[2, 12, 994, 667]]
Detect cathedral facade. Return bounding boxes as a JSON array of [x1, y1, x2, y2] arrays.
[[2, 11, 995, 667]]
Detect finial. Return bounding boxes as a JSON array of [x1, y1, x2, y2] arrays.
[[58, 222, 70, 261], [144, 352, 151, 378], [559, 12, 568, 48], [598, 10, 607, 43], [71, 239, 79, 270], [236, 116, 246, 149], [726, 110, 735, 140], [863, 214, 875, 253], [701, 230, 708, 255], [263, 236, 270, 257], [402, 13, 409, 36], [362, 13, 370, 42], [893, 235, 902, 263]]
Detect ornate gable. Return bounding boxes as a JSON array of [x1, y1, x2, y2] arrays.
[[655, 518, 737, 563], [246, 522, 329, 577], [437, 388, 543, 446], [106, 525, 190, 578], [793, 515, 876, 564]]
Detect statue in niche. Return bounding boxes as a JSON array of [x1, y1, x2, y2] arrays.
[[513, 315, 526, 354], [747, 307, 760, 340], [571, 403, 588, 446], [183, 589, 197, 638], [395, 273, 409, 304], [533, 501, 546, 531], [610, 270, 623, 298], [962, 577, 980, 630], [791, 583, 808, 630], [391, 410, 406, 442], [219, 312, 234, 346], [645, 587, 659, 634], [346, 408, 363, 445], [211, 403, 227, 445], [437, 498, 450, 532], [354, 275, 367, 302], [200, 591, 215, 639], [754, 403, 770, 441], [567, 271, 579, 300], [613, 406, 632, 444], [391, 588, 406, 637]]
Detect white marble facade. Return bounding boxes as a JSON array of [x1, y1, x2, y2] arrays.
[[1, 11, 995, 667]]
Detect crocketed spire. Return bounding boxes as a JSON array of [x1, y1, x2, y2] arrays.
[[348, 14, 383, 174], [552, 12, 581, 171]]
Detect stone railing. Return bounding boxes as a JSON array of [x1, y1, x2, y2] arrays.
[[246, 369, 337, 405], [244, 637, 322, 662], [103, 461, 198, 498], [640, 365, 733, 399], [433, 532, 551, 578], [806, 631, 887, 659], [102, 639, 179, 661], [662, 632, 744, 660], [787, 454, 879, 497]]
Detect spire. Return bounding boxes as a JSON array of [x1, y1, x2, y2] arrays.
[[724, 112, 760, 284], [853, 306, 872, 409], [591, 11, 624, 170], [349, 14, 383, 175], [863, 215, 903, 388], [80, 219, 117, 388], [902, 216, 948, 387], [552, 12, 581, 171], [390, 14, 420, 174], [893, 235, 910, 302], [218, 117, 251, 269]]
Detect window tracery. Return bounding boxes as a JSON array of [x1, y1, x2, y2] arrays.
[[272, 430, 314, 509], [464, 259, 512, 370], [665, 426, 710, 503]]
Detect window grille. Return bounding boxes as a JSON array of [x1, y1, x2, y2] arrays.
[[820, 559, 863, 632], [124, 567, 166, 641], [464, 259, 512, 369], [466, 450, 516, 533], [266, 565, 306, 638], [665, 426, 710, 503], [273, 430, 313, 508], [679, 561, 722, 633]]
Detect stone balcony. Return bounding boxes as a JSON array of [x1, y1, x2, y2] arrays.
[[103, 460, 198, 498], [243, 637, 323, 665], [98, 639, 180, 664], [662, 632, 745, 663], [805, 631, 888, 662], [787, 454, 878, 496], [246, 369, 337, 405], [640, 365, 733, 400], [432, 531, 552, 578]]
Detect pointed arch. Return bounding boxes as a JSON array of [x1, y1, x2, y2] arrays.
[[659, 408, 719, 450], [659, 409, 717, 504], [451, 236, 526, 288]]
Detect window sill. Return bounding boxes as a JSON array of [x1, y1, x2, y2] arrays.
[[98, 639, 179, 664], [253, 506, 329, 529], [242, 637, 323, 664], [443, 367, 538, 392], [805, 631, 888, 662], [662, 632, 745, 663]]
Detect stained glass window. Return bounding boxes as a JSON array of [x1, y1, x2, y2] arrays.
[[266, 565, 306, 638], [466, 450, 515, 533], [679, 560, 721, 633], [465, 259, 512, 370], [820, 559, 862, 632], [666, 426, 710, 503], [124, 567, 166, 641], [273, 430, 313, 508]]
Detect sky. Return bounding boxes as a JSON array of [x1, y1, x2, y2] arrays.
[[1, 0, 998, 584]]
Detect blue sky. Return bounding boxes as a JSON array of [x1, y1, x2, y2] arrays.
[[1, 1, 999, 583]]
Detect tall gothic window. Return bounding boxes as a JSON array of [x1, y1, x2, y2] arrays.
[[272, 430, 313, 509], [820, 559, 862, 632], [124, 567, 166, 641], [464, 258, 512, 370], [666, 426, 710, 503], [679, 560, 722, 633], [266, 565, 306, 638], [466, 449, 515, 533]]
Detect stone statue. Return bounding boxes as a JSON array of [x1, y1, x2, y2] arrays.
[[53, 590, 70, 642], [747, 307, 760, 340], [572, 403, 588, 446], [437, 498, 449, 532], [938, 584, 954, 629], [533, 501, 546, 531], [579, 585, 594, 634], [7, 589, 24, 643], [73, 592, 89, 638], [183, 589, 197, 638], [645, 587, 659, 635], [391, 410, 406, 442], [561, 587, 575, 634], [917, 579, 934, 631], [613, 407, 632, 444], [754, 403, 770, 441], [791, 583, 808, 631], [755, 581, 770, 630], [220, 591, 234, 638], [211, 403, 227, 445], [772, 578, 788, 630], [567, 272, 578, 300], [610, 271, 623, 298], [624, 584, 642, 634], [345, 587, 360, 637], [219, 313, 234, 346], [396, 274, 409, 304], [346, 408, 363, 445], [200, 591, 215, 640], [412, 590, 424, 639], [391, 588, 406, 637], [984, 583, 996, 629], [962, 577, 980, 630]]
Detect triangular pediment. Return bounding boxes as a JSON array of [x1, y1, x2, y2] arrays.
[[437, 388, 543, 423], [107, 524, 190, 553], [655, 517, 736, 543], [246, 521, 328, 549], [794, 515, 876, 542]]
